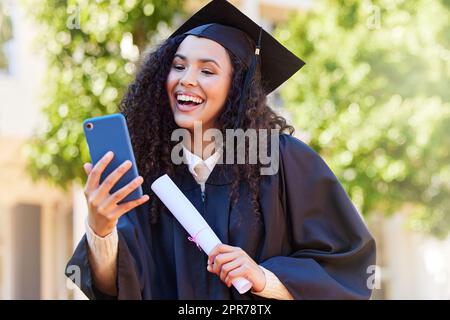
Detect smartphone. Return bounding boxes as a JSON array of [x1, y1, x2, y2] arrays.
[[83, 113, 143, 203]]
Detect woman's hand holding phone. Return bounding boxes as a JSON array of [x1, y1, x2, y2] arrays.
[[83, 151, 150, 237]]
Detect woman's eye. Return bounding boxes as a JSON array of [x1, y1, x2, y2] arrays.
[[172, 64, 213, 75]]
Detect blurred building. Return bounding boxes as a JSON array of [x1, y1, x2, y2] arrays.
[[0, 1, 74, 299], [0, 0, 449, 300]]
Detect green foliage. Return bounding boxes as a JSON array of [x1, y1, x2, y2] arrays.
[[276, 0, 450, 237], [0, 1, 13, 70], [23, 0, 182, 188]]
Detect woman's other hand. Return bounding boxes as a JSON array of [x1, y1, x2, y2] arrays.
[[207, 244, 266, 292]]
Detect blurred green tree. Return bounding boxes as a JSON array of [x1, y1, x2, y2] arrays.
[[0, 0, 13, 70], [276, 0, 450, 237], [23, 0, 182, 188]]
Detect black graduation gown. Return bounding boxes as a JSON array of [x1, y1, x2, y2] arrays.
[[66, 134, 376, 299]]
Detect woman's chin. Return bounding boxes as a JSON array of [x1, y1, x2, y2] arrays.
[[173, 115, 201, 131]]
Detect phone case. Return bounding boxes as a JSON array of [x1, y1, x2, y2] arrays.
[[83, 113, 143, 203]]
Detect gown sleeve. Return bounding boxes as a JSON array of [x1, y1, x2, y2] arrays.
[[65, 204, 152, 300], [259, 134, 376, 299]]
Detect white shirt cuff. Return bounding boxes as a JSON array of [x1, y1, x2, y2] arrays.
[[85, 219, 118, 295], [251, 265, 294, 300], [85, 219, 119, 261]]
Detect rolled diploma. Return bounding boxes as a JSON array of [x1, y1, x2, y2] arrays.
[[151, 174, 252, 294]]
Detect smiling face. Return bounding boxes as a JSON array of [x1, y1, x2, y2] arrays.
[[166, 35, 233, 132]]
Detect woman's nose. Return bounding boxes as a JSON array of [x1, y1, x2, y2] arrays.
[[180, 68, 198, 87]]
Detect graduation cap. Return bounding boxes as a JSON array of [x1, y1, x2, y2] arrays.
[[169, 0, 305, 128]]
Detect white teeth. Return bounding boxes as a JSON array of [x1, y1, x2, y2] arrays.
[[176, 94, 204, 104]]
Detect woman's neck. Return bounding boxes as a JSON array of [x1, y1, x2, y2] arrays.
[[184, 123, 219, 160], [185, 135, 216, 160]]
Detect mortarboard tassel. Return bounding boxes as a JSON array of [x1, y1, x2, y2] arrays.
[[234, 26, 263, 129]]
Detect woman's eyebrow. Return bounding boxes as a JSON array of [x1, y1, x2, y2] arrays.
[[174, 53, 221, 69]]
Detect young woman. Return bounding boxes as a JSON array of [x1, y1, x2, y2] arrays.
[[67, 0, 376, 300]]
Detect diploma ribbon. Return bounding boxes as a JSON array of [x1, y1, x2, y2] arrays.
[[187, 226, 209, 251]]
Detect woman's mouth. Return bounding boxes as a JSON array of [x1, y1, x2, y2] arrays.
[[175, 94, 205, 112]]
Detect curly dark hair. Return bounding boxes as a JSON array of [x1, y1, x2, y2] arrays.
[[119, 34, 294, 224]]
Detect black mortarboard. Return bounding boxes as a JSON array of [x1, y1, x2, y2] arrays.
[[169, 0, 305, 127]]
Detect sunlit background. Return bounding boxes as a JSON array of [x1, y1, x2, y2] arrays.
[[0, 0, 449, 299]]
